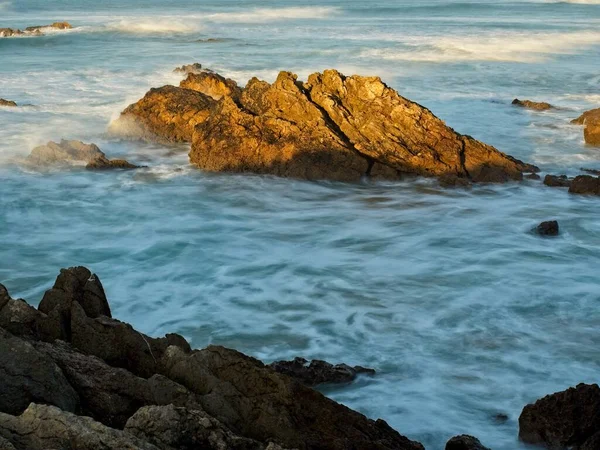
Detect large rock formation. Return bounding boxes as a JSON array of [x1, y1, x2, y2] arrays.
[[26, 140, 139, 170], [572, 108, 600, 145], [118, 69, 536, 183], [519, 383, 600, 449], [0, 268, 425, 450], [110, 86, 216, 143]]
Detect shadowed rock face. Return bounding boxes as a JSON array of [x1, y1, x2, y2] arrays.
[[572, 108, 600, 145], [445, 435, 491, 450], [0, 267, 425, 450], [190, 70, 536, 182], [180, 71, 242, 101], [110, 85, 216, 143], [519, 383, 600, 449], [512, 99, 554, 111]]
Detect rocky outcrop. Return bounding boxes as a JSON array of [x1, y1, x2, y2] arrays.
[[26, 140, 138, 170], [569, 175, 600, 195], [0, 99, 17, 107], [572, 108, 600, 145], [536, 220, 559, 236], [512, 99, 554, 111], [180, 71, 242, 101], [173, 63, 204, 75], [445, 435, 491, 450], [519, 383, 600, 449], [544, 174, 572, 188], [0, 268, 425, 450], [109, 86, 215, 143], [190, 70, 535, 182], [269, 357, 375, 386], [0, 22, 72, 38]]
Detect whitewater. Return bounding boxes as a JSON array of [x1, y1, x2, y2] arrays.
[[1, 0, 599, 449]]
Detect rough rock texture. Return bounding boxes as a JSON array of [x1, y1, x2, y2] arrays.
[[0, 99, 17, 107], [0, 329, 79, 416], [0, 266, 425, 450], [0, 404, 159, 450], [180, 71, 242, 101], [173, 63, 204, 75], [125, 405, 266, 450], [580, 431, 600, 450], [191, 70, 535, 182], [569, 175, 600, 195], [536, 220, 559, 236], [269, 357, 375, 386], [0, 22, 72, 38], [445, 435, 491, 450], [512, 99, 554, 111], [544, 174, 571, 188], [580, 168, 600, 176], [571, 108, 600, 145], [26, 140, 137, 169], [519, 383, 600, 449], [110, 85, 215, 143]]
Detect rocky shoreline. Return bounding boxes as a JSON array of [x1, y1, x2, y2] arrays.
[[0, 267, 598, 450]]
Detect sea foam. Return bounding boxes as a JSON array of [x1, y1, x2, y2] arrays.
[[203, 7, 340, 23]]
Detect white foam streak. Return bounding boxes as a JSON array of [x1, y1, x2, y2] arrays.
[[204, 7, 340, 23], [105, 18, 202, 34]]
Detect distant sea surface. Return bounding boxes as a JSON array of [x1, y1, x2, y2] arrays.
[[1, 1, 600, 448]]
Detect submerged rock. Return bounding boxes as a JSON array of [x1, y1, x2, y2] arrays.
[[512, 98, 554, 111], [535, 220, 559, 236], [269, 357, 375, 386], [0, 267, 425, 450], [571, 108, 600, 145], [109, 86, 215, 143], [580, 167, 600, 176], [180, 71, 242, 101], [26, 140, 139, 170], [543, 174, 571, 188], [173, 62, 204, 75], [0, 22, 72, 37], [445, 435, 492, 450], [0, 99, 17, 107], [190, 70, 535, 182], [519, 383, 600, 449]]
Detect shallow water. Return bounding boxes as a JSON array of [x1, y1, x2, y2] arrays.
[[1, 1, 600, 449]]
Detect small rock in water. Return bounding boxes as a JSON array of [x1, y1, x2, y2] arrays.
[[512, 98, 554, 111], [1, 22, 72, 37], [0, 98, 17, 107], [445, 435, 492, 450], [492, 413, 509, 424], [525, 173, 541, 180], [580, 168, 600, 176], [173, 63, 204, 75], [543, 174, 571, 188], [571, 108, 600, 145], [536, 220, 559, 236], [569, 175, 600, 195], [268, 357, 375, 386]]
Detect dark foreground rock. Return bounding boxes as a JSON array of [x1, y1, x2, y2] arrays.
[[0, 22, 72, 38], [512, 99, 554, 111], [572, 108, 600, 146], [269, 357, 375, 386], [536, 220, 559, 236], [25, 140, 139, 170], [445, 435, 491, 450], [116, 69, 536, 183], [0, 99, 17, 107], [519, 383, 600, 449], [0, 267, 425, 450]]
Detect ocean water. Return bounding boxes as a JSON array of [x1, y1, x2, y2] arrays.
[[1, 0, 600, 448]]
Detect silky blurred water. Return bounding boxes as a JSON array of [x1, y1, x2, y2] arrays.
[[1, 1, 600, 449]]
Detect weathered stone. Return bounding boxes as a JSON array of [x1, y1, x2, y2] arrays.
[[180, 71, 242, 101], [174, 62, 204, 75], [536, 221, 559, 236], [569, 175, 600, 195], [512, 99, 554, 111], [0, 328, 79, 416], [191, 73, 375, 182], [580, 168, 600, 176], [1, 22, 71, 39], [34, 339, 197, 429], [268, 357, 375, 386], [162, 345, 424, 450], [544, 174, 571, 188], [572, 108, 600, 145], [125, 404, 265, 450], [0, 99, 17, 107], [25, 22, 72, 32], [445, 435, 491, 450], [581, 431, 600, 450], [519, 383, 600, 449], [86, 158, 140, 170], [0, 29, 23, 38], [0, 404, 159, 450], [110, 85, 215, 143], [26, 140, 137, 169], [0, 285, 10, 311]]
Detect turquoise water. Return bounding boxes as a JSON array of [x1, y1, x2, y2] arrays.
[[1, 1, 600, 448]]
